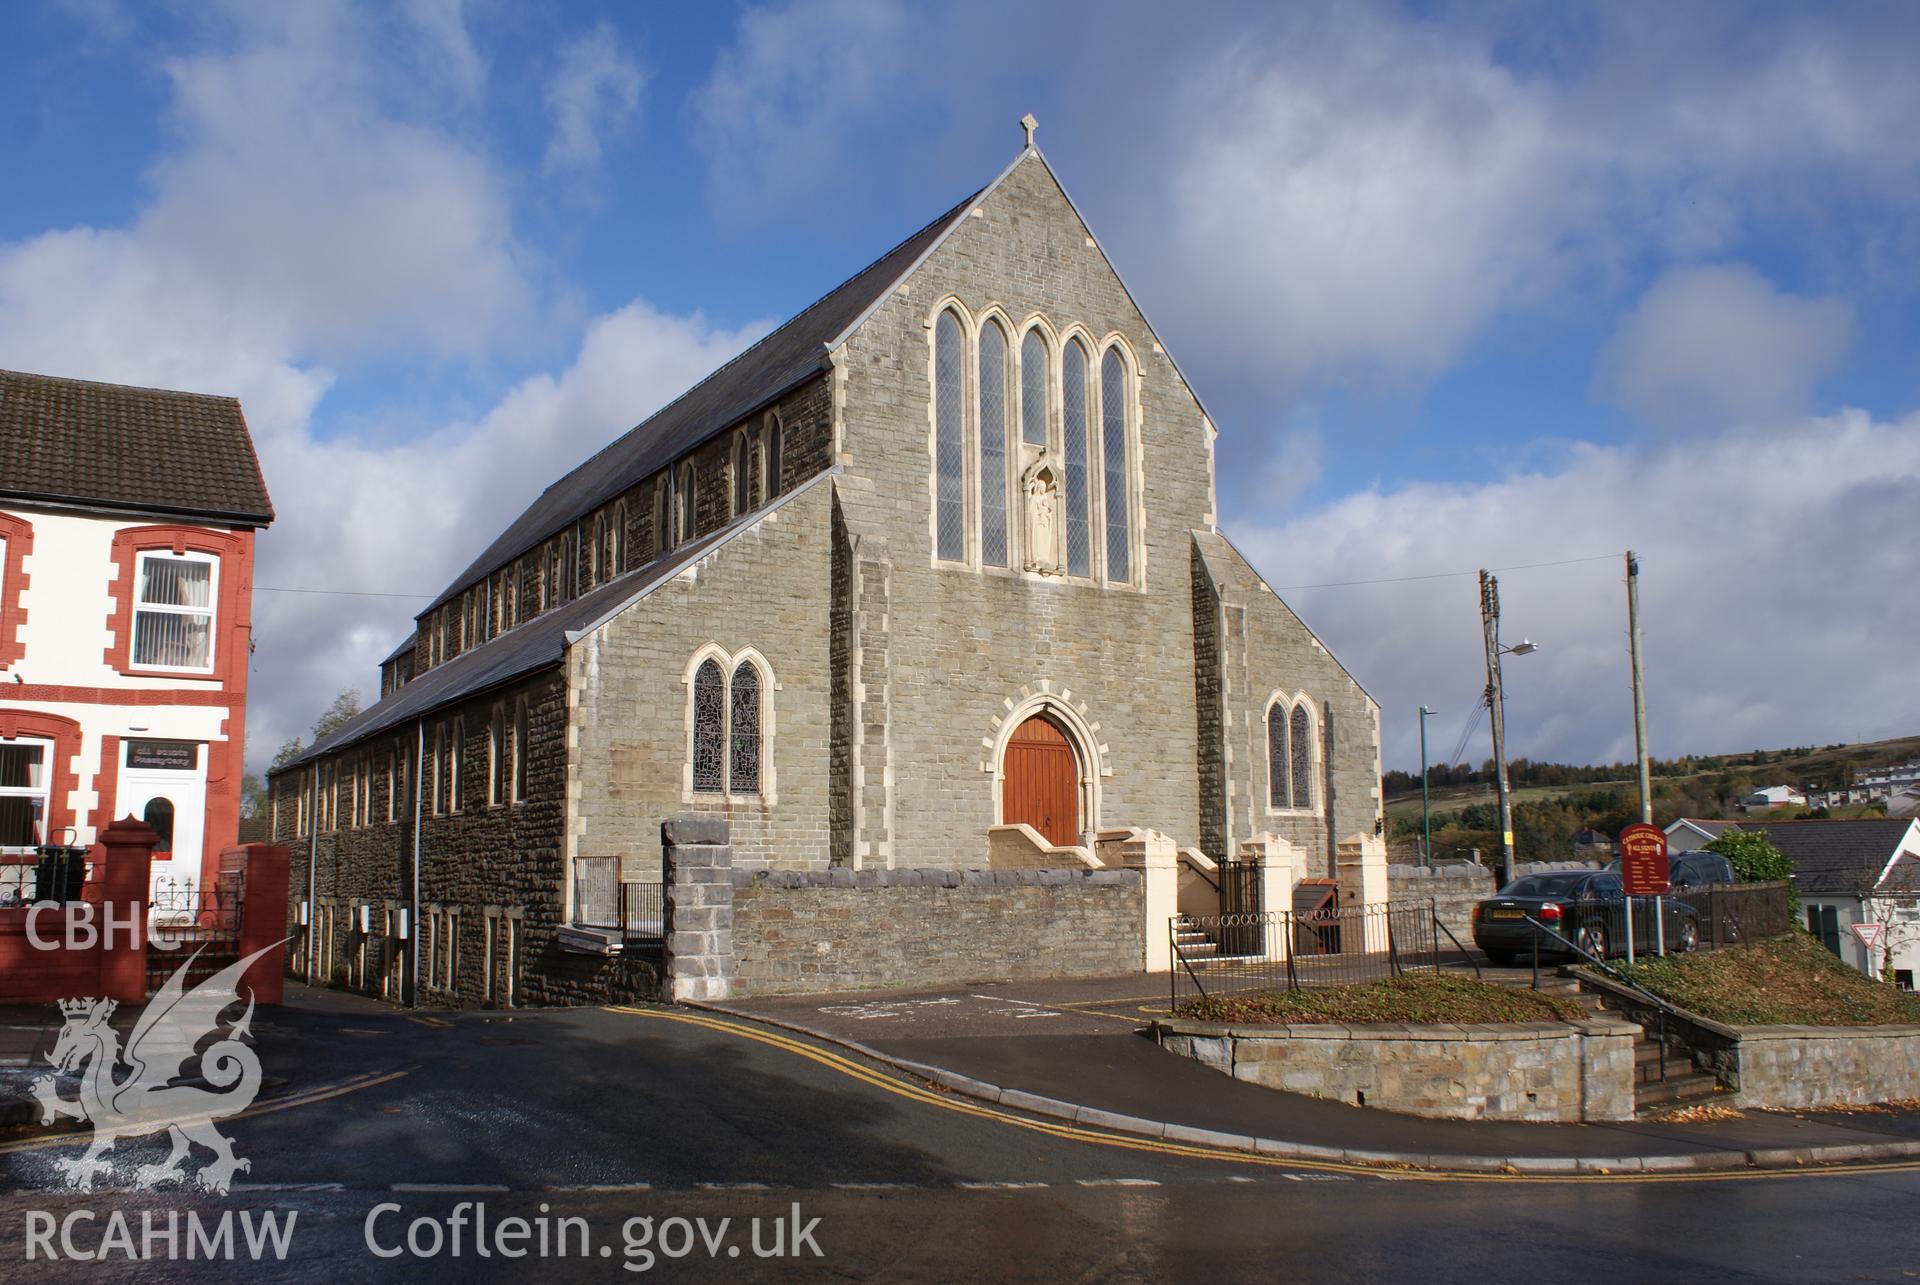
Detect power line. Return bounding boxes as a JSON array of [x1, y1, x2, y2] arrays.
[[1269, 552, 1621, 593], [255, 586, 434, 599]]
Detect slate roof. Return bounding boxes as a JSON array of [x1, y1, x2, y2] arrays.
[[0, 368, 273, 525], [1747, 819, 1920, 896], [277, 472, 832, 773], [423, 187, 983, 615]]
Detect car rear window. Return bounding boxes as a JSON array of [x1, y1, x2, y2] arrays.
[[1498, 873, 1590, 897]]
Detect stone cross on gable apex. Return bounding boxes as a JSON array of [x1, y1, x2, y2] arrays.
[[1021, 113, 1038, 149]]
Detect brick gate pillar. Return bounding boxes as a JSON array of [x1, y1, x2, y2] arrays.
[[96, 818, 156, 1003], [222, 843, 289, 1005], [662, 816, 733, 1002]]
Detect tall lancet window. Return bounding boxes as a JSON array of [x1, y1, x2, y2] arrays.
[[1020, 330, 1048, 447], [979, 320, 1010, 567], [1062, 338, 1091, 577], [692, 660, 725, 793], [934, 310, 967, 561], [1101, 349, 1130, 584]]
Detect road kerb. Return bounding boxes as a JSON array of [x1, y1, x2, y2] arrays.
[[683, 1000, 1920, 1177]]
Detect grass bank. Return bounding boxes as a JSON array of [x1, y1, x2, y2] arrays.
[[1177, 972, 1586, 1025], [1618, 931, 1920, 1026]]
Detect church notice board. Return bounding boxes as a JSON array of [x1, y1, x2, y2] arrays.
[[1618, 823, 1670, 896]]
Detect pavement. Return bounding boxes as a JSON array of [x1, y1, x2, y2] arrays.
[[712, 970, 1920, 1175]]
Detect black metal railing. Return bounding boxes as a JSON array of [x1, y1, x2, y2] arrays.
[[0, 845, 90, 908], [146, 873, 246, 993], [1170, 901, 1448, 1009], [1672, 880, 1791, 946], [571, 857, 663, 940]]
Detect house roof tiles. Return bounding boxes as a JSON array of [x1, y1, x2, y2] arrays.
[[0, 368, 273, 525]]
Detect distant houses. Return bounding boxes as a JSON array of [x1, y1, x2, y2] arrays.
[[1742, 784, 1808, 810]]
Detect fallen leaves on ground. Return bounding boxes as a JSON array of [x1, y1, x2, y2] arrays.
[[1176, 972, 1586, 1025]]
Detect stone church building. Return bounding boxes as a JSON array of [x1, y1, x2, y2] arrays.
[[272, 127, 1383, 1006]]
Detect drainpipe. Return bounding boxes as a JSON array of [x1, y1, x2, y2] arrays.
[[306, 762, 318, 985], [410, 717, 424, 1007]]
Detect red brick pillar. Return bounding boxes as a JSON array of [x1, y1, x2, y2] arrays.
[[96, 818, 155, 1003], [227, 844, 289, 1005]]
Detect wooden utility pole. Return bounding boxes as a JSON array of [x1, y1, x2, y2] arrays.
[[1627, 551, 1652, 825], [1479, 571, 1515, 887]]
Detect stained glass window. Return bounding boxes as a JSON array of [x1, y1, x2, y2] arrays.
[[934, 311, 967, 561], [1021, 330, 1048, 447], [1062, 339, 1091, 576], [1267, 704, 1289, 810], [692, 660, 725, 793], [979, 321, 1009, 567], [729, 662, 761, 793], [1101, 349, 1130, 583], [1290, 704, 1313, 810]]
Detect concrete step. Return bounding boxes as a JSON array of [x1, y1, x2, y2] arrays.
[[1635, 1072, 1721, 1109]]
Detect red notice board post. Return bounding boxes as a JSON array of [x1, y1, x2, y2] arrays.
[[1618, 823, 1670, 961]]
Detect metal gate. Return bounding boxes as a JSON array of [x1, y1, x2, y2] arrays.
[[1217, 858, 1262, 956], [146, 869, 245, 995]]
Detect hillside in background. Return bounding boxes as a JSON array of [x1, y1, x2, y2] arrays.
[[1385, 734, 1920, 865]]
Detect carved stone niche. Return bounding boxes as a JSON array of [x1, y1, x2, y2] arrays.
[[1022, 456, 1062, 575]]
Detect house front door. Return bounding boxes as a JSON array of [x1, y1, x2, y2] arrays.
[[117, 740, 207, 907], [1002, 714, 1079, 847]]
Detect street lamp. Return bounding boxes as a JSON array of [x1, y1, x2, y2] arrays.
[[1479, 570, 1540, 889], [1419, 706, 1435, 867]]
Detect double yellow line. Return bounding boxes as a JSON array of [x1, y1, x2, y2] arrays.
[[612, 1006, 1920, 1185]]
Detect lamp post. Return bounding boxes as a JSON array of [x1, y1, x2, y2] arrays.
[[1479, 570, 1539, 889], [1419, 706, 1435, 867]]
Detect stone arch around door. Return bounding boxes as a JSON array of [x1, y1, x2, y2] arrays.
[[983, 690, 1109, 848]]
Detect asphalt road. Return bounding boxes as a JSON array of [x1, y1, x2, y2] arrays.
[[0, 991, 1916, 1281]]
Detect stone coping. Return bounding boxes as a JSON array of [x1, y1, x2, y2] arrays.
[[1570, 966, 1920, 1041], [1153, 1016, 1639, 1042], [732, 866, 1142, 890]]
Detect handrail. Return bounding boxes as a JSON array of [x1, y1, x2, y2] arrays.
[[1432, 912, 1482, 980], [1521, 912, 1674, 1082]]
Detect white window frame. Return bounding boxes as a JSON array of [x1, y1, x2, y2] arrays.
[[130, 549, 218, 674], [680, 645, 777, 804], [0, 736, 53, 854]]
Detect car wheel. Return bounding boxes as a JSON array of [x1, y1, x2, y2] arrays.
[[1483, 949, 1515, 966], [1677, 919, 1700, 954], [1575, 921, 1609, 960]]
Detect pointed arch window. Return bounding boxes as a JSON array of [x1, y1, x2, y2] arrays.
[[979, 320, 1010, 567], [1290, 704, 1313, 809], [1267, 704, 1290, 810], [765, 419, 783, 499], [676, 463, 696, 544], [1062, 338, 1091, 577], [733, 433, 751, 516], [934, 310, 967, 562], [1266, 697, 1320, 813], [1020, 330, 1048, 448], [692, 659, 725, 793], [1101, 348, 1130, 584], [654, 477, 671, 556], [729, 662, 761, 793]]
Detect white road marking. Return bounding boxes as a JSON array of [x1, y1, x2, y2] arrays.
[[546, 1183, 655, 1192], [1074, 1178, 1162, 1187], [697, 1182, 774, 1190], [955, 1181, 1050, 1190], [390, 1184, 510, 1193], [831, 1182, 918, 1190]]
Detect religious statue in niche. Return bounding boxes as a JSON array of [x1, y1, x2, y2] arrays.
[[1022, 456, 1062, 575]]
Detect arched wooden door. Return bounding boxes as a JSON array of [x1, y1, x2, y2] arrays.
[[1002, 714, 1079, 847]]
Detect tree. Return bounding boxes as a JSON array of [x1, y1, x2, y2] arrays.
[[312, 688, 362, 741], [1705, 829, 1794, 884], [269, 737, 304, 771]]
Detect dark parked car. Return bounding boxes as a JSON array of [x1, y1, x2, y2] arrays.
[[1471, 870, 1699, 964], [1601, 849, 1737, 889]]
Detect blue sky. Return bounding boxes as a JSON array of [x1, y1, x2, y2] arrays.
[[3, 1, 1917, 778]]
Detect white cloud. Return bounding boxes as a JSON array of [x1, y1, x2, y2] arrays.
[[693, 0, 911, 209], [1232, 410, 1920, 773], [543, 22, 645, 172], [0, 6, 764, 770], [1595, 264, 1854, 432]]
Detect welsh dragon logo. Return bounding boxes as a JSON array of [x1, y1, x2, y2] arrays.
[[32, 945, 277, 1194]]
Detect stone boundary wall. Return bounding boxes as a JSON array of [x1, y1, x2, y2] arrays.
[[730, 867, 1143, 997], [1388, 863, 1494, 941], [1573, 968, 1920, 1108], [1152, 1017, 1638, 1123]]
